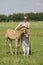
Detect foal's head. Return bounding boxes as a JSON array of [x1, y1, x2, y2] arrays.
[[23, 28, 30, 37]]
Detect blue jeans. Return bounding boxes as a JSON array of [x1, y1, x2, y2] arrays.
[[21, 34, 31, 55]]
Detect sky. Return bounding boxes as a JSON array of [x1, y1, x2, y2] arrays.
[[0, 0, 43, 15]]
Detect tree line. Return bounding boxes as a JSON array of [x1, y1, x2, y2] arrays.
[[0, 12, 43, 22]]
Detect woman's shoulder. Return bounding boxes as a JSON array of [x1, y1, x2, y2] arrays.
[[27, 21, 30, 24]]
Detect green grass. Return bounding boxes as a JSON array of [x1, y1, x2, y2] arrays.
[[0, 21, 43, 65]]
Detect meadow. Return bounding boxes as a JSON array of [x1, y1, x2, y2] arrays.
[[0, 21, 43, 65]]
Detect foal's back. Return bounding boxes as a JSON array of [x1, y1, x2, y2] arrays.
[[5, 29, 23, 40]]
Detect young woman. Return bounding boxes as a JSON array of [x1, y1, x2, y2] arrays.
[[15, 15, 31, 55]]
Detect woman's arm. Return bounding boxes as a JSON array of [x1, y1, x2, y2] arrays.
[[15, 22, 22, 30]]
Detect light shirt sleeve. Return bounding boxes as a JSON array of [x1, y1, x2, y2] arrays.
[[27, 22, 31, 35], [15, 22, 22, 30], [27, 22, 31, 29]]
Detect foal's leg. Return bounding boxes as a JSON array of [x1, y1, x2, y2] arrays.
[[5, 39, 8, 54], [15, 39, 19, 55], [9, 39, 13, 55]]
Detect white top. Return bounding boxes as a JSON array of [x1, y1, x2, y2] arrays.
[[15, 21, 30, 30]]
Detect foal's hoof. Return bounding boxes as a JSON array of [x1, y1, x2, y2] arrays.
[[11, 53, 14, 55], [15, 52, 19, 56]]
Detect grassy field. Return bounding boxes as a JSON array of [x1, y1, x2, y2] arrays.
[[0, 21, 43, 65]]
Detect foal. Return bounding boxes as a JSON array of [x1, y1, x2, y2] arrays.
[[4, 28, 25, 55]]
